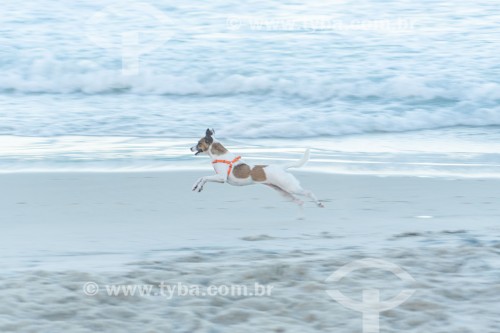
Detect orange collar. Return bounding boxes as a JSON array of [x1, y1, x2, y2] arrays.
[[212, 156, 241, 176]]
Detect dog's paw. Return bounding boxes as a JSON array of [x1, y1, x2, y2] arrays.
[[192, 178, 205, 192]]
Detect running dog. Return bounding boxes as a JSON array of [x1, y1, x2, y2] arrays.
[[190, 129, 324, 207]]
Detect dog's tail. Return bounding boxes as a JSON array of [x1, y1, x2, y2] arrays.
[[283, 148, 310, 169]]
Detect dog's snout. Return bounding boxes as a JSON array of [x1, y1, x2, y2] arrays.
[[190, 145, 197, 152]]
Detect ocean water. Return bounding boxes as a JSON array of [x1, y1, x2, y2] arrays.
[[1, 0, 499, 176]]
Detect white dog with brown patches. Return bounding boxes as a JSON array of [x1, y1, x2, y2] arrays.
[[190, 129, 324, 207]]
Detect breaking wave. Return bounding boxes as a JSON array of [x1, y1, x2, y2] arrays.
[[2, 57, 500, 103]]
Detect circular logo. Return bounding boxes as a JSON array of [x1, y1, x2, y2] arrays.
[[83, 282, 100, 296]]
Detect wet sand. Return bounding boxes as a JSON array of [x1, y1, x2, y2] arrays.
[[0, 171, 499, 332]]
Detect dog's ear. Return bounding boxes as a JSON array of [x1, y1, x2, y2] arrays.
[[206, 128, 213, 137]]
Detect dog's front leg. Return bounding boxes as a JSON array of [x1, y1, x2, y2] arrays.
[[192, 174, 226, 192]]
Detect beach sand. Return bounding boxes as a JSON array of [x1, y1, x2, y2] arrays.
[[1, 171, 499, 332]]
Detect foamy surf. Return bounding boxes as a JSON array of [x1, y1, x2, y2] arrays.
[[1, 129, 499, 178]]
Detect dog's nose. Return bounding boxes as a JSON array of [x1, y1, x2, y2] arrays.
[[190, 146, 197, 152]]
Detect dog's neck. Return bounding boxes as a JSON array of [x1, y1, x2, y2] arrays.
[[208, 141, 229, 159]]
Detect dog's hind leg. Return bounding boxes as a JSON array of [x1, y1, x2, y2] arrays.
[[271, 175, 324, 208], [294, 189, 324, 208], [265, 184, 304, 206]]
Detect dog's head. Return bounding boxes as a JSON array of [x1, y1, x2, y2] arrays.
[[190, 128, 215, 155]]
